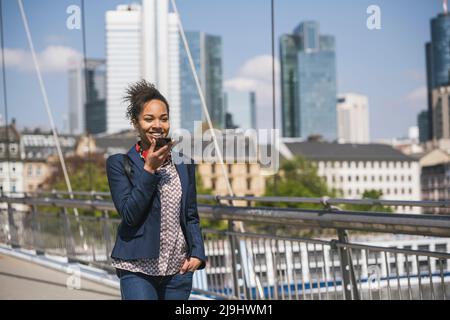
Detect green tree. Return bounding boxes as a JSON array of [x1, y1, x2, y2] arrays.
[[41, 153, 110, 217], [344, 189, 393, 213], [251, 156, 338, 237], [263, 155, 337, 209], [195, 168, 227, 231]]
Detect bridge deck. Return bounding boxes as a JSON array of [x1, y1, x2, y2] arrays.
[[0, 254, 120, 300]]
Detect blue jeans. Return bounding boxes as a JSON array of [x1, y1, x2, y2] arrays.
[[116, 268, 193, 300]]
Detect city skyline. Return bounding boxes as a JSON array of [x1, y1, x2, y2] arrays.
[[0, 0, 442, 140]]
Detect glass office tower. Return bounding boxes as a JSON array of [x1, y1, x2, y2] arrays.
[[280, 21, 337, 140]]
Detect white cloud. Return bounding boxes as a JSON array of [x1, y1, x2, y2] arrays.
[[224, 55, 281, 130], [0, 45, 81, 73], [405, 86, 427, 104]]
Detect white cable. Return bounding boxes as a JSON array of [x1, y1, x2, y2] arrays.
[[170, 0, 237, 210], [17, 0, 84, 238], [171, 0, 265, 298]]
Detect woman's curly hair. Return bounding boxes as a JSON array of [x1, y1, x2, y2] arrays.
[[123, 79, 170, 124]]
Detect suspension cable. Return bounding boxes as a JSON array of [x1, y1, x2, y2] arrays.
[[16, 0, 81, 221], [170, 1, 237, 207], [0, 0, 11, 194], [81, 0, 93, 192]]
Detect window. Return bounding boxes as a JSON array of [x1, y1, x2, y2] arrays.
[[0, 143, 4, 153], [10, 144, 17, 154], [246, 163, 251, 174], [36, 166, 42, 176], [348, 176, 352, 182], [356, 175, 359, 182], [387, 175, 390, 182], [211, 178, 216, 189], [211, 164, 215, 174], [379, 176, 383, 182], [27, 166, 33, 176], [246, 178, 251, 190], [363, 175, 367, 182], [227, 164, 232, 174]]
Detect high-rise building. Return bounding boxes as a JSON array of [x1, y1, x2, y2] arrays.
[[224, 90, 256, 130], [280, 21, 337, 141], [180, 31, 224, 133], [425, 5, 450, 140], [105, 1, 181, 134], [105, 4, 141, 134], [431, 86, 450, 139], [68, 58, 106, 135], [337, 94, 370, 144], [418, 110, 429, 143]]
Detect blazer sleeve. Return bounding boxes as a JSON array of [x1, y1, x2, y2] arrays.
[[186, 162, 207, 269], [106, 154, 161, 228]]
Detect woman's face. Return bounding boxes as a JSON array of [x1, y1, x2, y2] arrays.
[[134, 99, 170, 148]]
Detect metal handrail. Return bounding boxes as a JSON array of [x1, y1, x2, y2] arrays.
[[11, 191, 450, 208], [1, 194, 450, 300], [2, 195, 450, 237]]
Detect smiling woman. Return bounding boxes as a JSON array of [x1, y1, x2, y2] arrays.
[[106, 79, 207, 300]]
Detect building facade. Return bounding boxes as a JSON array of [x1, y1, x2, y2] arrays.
[[280, 21, 337, 141], [431, 86, 450, 140], [280, 141, 422, 214], [425, 10, 450, 140], [105, 1, 181, 134], [68, 58, 106, 135], [337, 94, 370, 144], [420, 148, 450, 214], [224, 90, 256, 130], [180, 31, 224, 133], [0, 124, 23, 194]]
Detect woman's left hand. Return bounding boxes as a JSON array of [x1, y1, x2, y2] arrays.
[[180, 257, 202, 274]]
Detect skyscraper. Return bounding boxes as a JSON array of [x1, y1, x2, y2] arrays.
[[425, 4, 450, 141], [280, 21, 337, 141], [179, 31, 224, 133], [337, 94, 370, 144], [418, 110, 429, 143], [224, 90, 256, 130], [105, 4, 141, 134], [68, 58, 106, 135], [105, 1, 181, 134]]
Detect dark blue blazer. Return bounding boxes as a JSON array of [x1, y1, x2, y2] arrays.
[[106, 146, 206, 269]]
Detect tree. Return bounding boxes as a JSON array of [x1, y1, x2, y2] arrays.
[[263, 155, 337, 209], [253, 156, 338, 237], [41, 153, 110, 216], [195, 167, 227, 231], [344, 189, 393, 213]]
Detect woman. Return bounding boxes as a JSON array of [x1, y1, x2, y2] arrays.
[[106, 80, 206, 300]]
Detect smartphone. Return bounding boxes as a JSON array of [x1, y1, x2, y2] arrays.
[[155, 137, 172, 150]]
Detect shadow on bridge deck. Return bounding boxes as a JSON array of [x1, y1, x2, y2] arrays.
[[0, 254, 120, 300]]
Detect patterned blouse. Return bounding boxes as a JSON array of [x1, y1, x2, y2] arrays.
[[112, 144, 188, 276]]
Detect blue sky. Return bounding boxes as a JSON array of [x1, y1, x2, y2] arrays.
[[0, 0, 443, 140]]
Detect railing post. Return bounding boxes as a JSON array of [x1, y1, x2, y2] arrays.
[[102, 210, 112, 264], [7, 200, 20, 248], [337, 228, 360, 300], [31, 204, 44, 255], [59, 206, 76, 262], [228, 219, 241, 299]]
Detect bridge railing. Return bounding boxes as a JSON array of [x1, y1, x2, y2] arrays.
[[1, 191, 450, 300]]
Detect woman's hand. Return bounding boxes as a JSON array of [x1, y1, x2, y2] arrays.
[[180, 257, 202, 274], [143, 137, 173, 173]]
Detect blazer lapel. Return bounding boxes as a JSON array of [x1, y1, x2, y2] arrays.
[[127, 145, 144, 177]]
